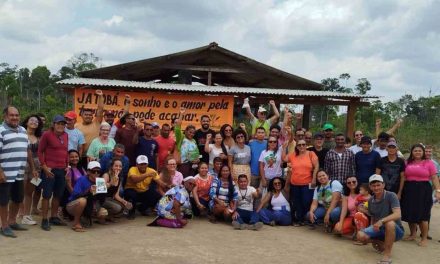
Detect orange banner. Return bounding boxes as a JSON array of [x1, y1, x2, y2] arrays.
[[74, 88, 234, 130]]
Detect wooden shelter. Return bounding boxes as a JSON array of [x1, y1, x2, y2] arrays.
[[59, 42, 377, 136]]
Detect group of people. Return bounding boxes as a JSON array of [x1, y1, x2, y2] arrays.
[[1, 93, 439, 264]]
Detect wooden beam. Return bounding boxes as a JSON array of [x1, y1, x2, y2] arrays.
[[346, 103, 357, 138], [302, 104, 311, 129], [164, 64, 246, 73], [207, 71, 212, 86]]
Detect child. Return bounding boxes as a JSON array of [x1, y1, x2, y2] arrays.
[[355, 183, 371, 209], [353, 183, 371, 244]]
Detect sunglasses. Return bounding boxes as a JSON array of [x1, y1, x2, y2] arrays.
[[90, 170, 101, 174], [347, 180, 357, 184], [273, 181, 282, 185], [269, 140, 277, 143], [297, 143, 306, 147], [236, 135, 244, 139]]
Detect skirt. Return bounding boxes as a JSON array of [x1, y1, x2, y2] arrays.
[[401, 181, 433, 223]]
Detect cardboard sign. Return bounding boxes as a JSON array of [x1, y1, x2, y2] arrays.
[[74, 88, 234, 130]]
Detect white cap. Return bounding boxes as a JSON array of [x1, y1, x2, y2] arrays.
[[183, 176, 196, 182], [369, 174, 383, 183], [87, 161, 101, 170], [258, 106, 267, 113], [136, 155, 149, 164]]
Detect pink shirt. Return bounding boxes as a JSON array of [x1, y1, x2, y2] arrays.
[[347, 195, 357, 217], [172, 171, 183, 186], [405, 160, 437, 182]]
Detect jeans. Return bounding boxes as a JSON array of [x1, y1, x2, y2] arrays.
[[124, 188, 161, 215], [41, 168, 66, 199], [236, 208, 260, 224], [258, 207, 292, 226], [290, 184, 314, 223], [190, 197, 209, 216], [306, 205, 341, 224]]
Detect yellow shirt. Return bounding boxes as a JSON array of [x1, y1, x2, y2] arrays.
[[75, 121, 101, 154], [125, 167, 159, 192]]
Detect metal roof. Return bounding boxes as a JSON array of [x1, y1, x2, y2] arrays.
[[57, 78, 378, 99]]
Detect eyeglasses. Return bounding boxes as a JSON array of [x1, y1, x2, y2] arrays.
[[269, 140, 277, 143], [297, 143, 306, 147], [347, 180, 357, 184], [236, 135, 244, 139], [224, 129, 232, 132], [168, 163, 177, 166], [29, 119, 39, 124], [273, 182, 282, 185], [90, 170, 101, 174]]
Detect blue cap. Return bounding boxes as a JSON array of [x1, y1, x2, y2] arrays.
[[53, 115, 66, 123]]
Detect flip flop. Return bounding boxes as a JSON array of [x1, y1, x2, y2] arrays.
[[377, 259, 392, 264], [71, 226, 86, 232]]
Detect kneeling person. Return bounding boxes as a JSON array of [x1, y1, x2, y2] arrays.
[[232, 175, 263, 230], [357, 174, 404, 264]]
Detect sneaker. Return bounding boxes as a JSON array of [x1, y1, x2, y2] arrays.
[[1, 227, 17, 238], [232, 220, 241, 230], [269, 220, 276, 226], [9, 223, 28, 231], [22, 215, 37, 225], [49, 217, 67, 226], [41, 219, 51, 231], [249, 222, 263, 231]]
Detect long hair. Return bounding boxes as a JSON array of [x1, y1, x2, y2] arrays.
[[21, 115, 43, 137], [213, 132, 228, 156], [268, 177, 285, 193], [160, 157, 175, 184], [219, 164, 235, 201], [342, 176, 360, 196], [407, 143, 426, 164], [108, 158, 122, 181], [266, 136, 279, 155], [220, 124, 233, 139]]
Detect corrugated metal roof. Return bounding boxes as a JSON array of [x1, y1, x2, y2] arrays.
[[57, 78, 378, 99]]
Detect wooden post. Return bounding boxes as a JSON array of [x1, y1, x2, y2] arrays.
[[207, 71, 212, 86], [346, 102, 357, 138], [302, 104, 311, 129]]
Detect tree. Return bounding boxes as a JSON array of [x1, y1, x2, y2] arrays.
[[58, 53, 100, 79], [355, 78, 371, 95]]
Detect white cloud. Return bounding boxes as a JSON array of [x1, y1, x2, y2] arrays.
[[104, 15, 123, 27]]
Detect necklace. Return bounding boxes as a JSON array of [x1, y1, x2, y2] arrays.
[[239, 188, 248, 200]]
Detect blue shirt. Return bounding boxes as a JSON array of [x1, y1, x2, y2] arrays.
[[137, 137, 158, 170], [68, 176, 93, 202], [249, 140, 267, 176], [99, 152, 129, 180], [355, 150, 381, 183], [65, 128, 85, 152]]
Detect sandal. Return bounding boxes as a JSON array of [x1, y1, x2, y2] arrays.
[[377, 259, 392, 264], [353, 240, 367, 245], [372, 241, 384, 253], [71, 226, 86, 232]]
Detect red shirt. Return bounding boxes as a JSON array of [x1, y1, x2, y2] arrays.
[[38, 130, 68, 169], [155, 135, 176, 169]]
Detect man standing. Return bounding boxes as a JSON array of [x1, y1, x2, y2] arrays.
[[38, 115, 69, 231], [155, 124, 175, 171], [75, 90, 104, 162], [355, 136, 381, 184], [115, 113, 138, 166], [322, 123, 336, 149], [194, 115, 215, 164], [307, 133, 329, 170], [249, 127, 267, 188], [357, 174, 404, 264], [134, 123, 159, 170], [151, 122, 161, 138], [64, 111, 85, 156], [244, 100, 280, 138], [324, 133, 355, 184], [0, 106, 35, 238], [376, 142, 406, 198], [374, 132, 390, 158]]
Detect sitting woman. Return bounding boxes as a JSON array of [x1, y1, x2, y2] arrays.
[[256, 177, 292, 226], [66, 161, 107, 232], [307, 169, 343, 231], [61, 150, 86, 220], [209, 165, 238, 222], [157, 158, 183, 196], [334, 176, 370, 240], [150, 177, 196, 228], [101, 159, 133, 222], [191, 163, 214, 216]]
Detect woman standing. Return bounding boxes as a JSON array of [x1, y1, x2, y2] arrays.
[[20, 115, 43, 225], [220, 124, 235, 149], [256, 177, 291, 226], [259, 136, 283, 188], [401, 143, 440, 246], [205, 132, 228, 170], [158, 158, 183, 195], [191, 163, 214, 216], [283, 139, 318, 226], [228, 130, 251, 182], [87, 122, 116, 162], [176, 123, 200, 177], [209, 165, 238, 222]]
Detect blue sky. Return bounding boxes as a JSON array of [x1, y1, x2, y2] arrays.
[[1, 0, 439, 102]]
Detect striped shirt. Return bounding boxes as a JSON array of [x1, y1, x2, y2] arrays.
[[0, 122, 29, 182]]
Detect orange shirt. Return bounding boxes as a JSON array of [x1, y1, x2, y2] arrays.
[[288, 151, 318, 185]]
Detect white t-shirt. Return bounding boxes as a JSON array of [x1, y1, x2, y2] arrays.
[[349, 144, 362, 154], [258, 148, 283, 179], [236, 186, 257, 211], [208, 144, 225, 167]]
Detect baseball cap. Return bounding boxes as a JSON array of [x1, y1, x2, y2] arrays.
[[258, 106, 267, 113], [369, 174, 384, 183], [387, 141, 397, 148], [64, 111, 77, 120], [136, 155, 149, 164], [360, 136, 372, 145], [313, 132, 324, 139], [87, 161, 101, 170], [322, 123, 334, 130], [104, 110, 116, 116], [151, 122, 159, 128], [53, 115, 66, 124]]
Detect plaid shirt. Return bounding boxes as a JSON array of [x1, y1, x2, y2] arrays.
[[324, 148, 356, 184]]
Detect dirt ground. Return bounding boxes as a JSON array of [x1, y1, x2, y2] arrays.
[[1, 204, 440, 264]]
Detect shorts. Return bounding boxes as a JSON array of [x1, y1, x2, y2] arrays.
[[41, 168, 66, 199], [66, 197, 86, 216], [24, 157, 41, 181], [362, 222, 404, 241], [0, 181, 24, 206]]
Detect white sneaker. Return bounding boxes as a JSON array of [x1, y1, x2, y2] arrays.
[[22, 215, 37, 225]]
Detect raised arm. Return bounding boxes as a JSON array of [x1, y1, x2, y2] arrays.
[[243, 98, 256, 121], [95, 89, 104, 123], [268, 100, 280, 125]]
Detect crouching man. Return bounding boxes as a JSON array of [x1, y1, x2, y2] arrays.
[[357, 174, 404, 264]]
